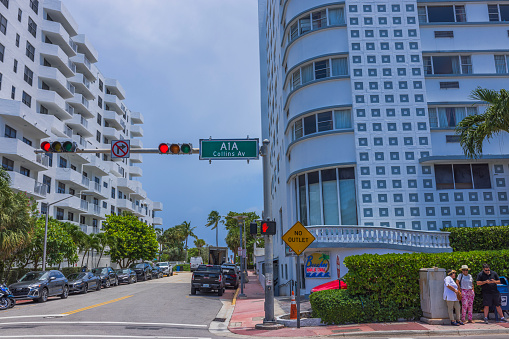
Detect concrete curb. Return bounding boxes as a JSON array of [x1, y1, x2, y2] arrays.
[[328, 328, 509, 337]]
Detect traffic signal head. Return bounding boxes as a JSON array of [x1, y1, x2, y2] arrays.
[[158, 143, 169, 154], [250, 222, 258, 235], [62, 141, 77, 152], [261, 221, 276, 235], [41, 141, 51, 152], [40, 140, 78, 153], [158, 143, 193, 155]]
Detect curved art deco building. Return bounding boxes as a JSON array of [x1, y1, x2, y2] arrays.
[[258, 0, 509, 294]]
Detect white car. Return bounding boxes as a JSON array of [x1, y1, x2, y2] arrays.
[[156, 262, 173, 276], [190, 257, 203, 271]]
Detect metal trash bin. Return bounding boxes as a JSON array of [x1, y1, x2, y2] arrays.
[[499, 277, 508, 312]]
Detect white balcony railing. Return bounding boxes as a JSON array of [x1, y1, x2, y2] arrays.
[[33, 181, 47, 197], [36, 154, 50, 167], [80, 223, 87, 233], [65, 103, 74, 115], [69, 38, 78, 53], [306, 225, 451, 250], [93, 181, 101, 192], [80, 116, 88, 128], [68, 60, 76, 73], [64, 125, 73, 137], [82, 96, 89, 108], [81, 175, 90, 188], [80, 199, 89, 210]]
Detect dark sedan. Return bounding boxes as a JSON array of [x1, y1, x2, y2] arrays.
[[130, 262, 152, 281], [115, 269, 137, 284], [9, 270, 69, 302], [67, 272, 101, 294], [91, 267, 118, 288], [222, 268, 239, 289], [150, 264, 163, 279]]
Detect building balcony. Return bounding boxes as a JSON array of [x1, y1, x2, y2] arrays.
[[8, 171, 47, 200], [116, 177, 136, 194], [39, 43, 75, 77], [105, 78, 126, 100], [129, 166, 142, 177], [0, 99, 50, 139], [54, 167, 90, 190], [66, 93, 93, 118], [131, 186, 147, 200], [130, 139, 143, 149], [67, 114, 92, 137], [133, 205, 145, 217], [152, 201, 163, 211], [0, 137, 48, 171], [38, 66, 75, 99], [116, 199, 135, 212], [153, 217, 163, 225], [103, 111, 124, 130], [109, 162, 124, 178], [68, 73, 95, 100], [37, 89, 71, 121], [71, 34, 99, 63], [83, 154, 109, 176], [130, 125, 143, 137], [44, 115, 66, 138], [104, 94, 123, 115], [130, 111, 144, 124], [103, 127, 120, 140], [43, 0, 79, 36], [84, 181, 109, 200], [306, 225, 452, 253], [54, 195, 88, 213], [129, 153, 143, 164], [40, 20, 76, 57], [69, 54, 96, 81], [82, 203, 105, 219]]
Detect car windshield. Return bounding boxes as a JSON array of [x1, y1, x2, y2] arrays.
[[92, 268, 107, 274], [197, 265, 221, 272], [67, 273, 86, 280], [157, 262, 169, 266], [19, 272, 49, 282], [132, 263, 145, 269], [117, 269, 130, 274]]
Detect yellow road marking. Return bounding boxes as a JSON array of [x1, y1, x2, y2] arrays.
[[61, 295, 133, 315], [232, 287, 240, 306]]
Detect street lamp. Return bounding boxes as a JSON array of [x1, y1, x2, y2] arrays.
[[42, 194, 75, 271], [232, 215, 247, 299]]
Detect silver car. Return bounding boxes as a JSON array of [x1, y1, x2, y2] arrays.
[[156, 262, 173, 276]]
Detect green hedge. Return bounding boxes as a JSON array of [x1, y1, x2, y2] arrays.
[[444, 226, 509, 252], [343, 249, 509, 315], [5, 267, 82, 285], [310, 289, 421, 324], [175, 264, 190, 271]]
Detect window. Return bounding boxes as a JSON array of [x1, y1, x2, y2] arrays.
[[99, 79, 103, 91], [20, 166, 30, 177], [118, 190, 123, 199], [314, 60, 330, 79], [13, 59, 17, 73], [18, 8, 22, 22], [111, 187, 115, 199], [22, 137, 32, 146], [30, 0, 38, 14], [0, 13, 6, 35], [15, 34, 20, 47], [295, 167, 357, 226], [92, 219, 98, 228], [97, 113, 102, 125], [28, 17, 37, 37], [287, 6, 345, 43], [40, 203, 48, 215], [11, 86, 15, 99], [428, 106, 477, 128], [495, 55, 509, 73], [0, 43, 4, 62], [22, 91, 31, 107], [67, 212, 74, 222], [57, 182, 65, 194], [56, 208, 64, 220], [59, 157, 67, 168], [2, 157, 13, 171], [96, 131, 101, 143], [488, 4, 509, 21], [0, 72, 2, 90], [98, 96, 102, 108], [423, 55, 472, 75], [26, 41, 35, 61], [435, 164, 491, 189], [292, 109, 352, 141], [290, 57, 348, 90], [43, 175, 51, 193], [24, 66, 33, 86], [418, 5, 467, 23], [4, 125, 16, 138], [0, 0, 7, 9]]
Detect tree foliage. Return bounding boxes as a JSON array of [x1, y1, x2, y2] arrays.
[[224, 211, 262, 264], [205, 210, 223, 247]]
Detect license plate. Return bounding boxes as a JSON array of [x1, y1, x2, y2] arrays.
[[225, 283, 230, 285], [202, 284, 210, 288]]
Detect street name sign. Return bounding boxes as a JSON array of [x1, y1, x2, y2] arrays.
[[282, 221, 316, 255], [199, 138, 259, 160], [111, 140, 130, 159]]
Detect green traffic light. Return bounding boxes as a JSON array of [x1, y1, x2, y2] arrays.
[[62, 141, 75, 152], [181, 143, 191, 154]]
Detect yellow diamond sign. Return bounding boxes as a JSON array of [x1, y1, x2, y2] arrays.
[[282, 221, 316, 255]]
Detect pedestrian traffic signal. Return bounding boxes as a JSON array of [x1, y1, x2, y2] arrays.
[[250, 222, 258, 235], [40, 140, 78, 153], [158, 143, 193, 155], [260, 221, 276, 235]]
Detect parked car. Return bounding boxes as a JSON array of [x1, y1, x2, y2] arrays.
[[191, 264, 225, 296], [67, 272, 101, 294], [221, 267, 239, 289], [150, 264, 163, 279], [221, 263, 240, 274], [91, 267, 118, 288], [190, 256, 203, 271], [9, 270, 69, 302], [156, 262, 173, 276], [115, 269, 137, 284], [130, 262, 152, 281]]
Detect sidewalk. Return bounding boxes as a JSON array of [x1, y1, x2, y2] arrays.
[[227, 271, 509, 337]]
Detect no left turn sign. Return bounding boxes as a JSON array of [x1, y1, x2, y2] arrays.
[[111, 140, 130, 159]]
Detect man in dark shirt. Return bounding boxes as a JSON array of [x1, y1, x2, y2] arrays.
[[476, 263, 508, 323]]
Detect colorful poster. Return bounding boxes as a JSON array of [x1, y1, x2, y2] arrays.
[[305, 252, 330, 278]]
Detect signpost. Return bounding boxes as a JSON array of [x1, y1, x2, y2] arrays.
[[111, 140, 130, 159], [199, 138, 259, 161], [282, 221, 316, 328]]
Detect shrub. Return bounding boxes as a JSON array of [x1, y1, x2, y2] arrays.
[[444, 226, 509, 252], [343, 250, 509, 314]]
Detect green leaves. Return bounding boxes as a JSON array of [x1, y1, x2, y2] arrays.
[[444, 225, 509, 252]]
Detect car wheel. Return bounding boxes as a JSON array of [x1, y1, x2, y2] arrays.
[[96, 282, 101, 291], [0, 297, 9, 310], [105, 280, 111, 288], [61, 285, 69, 299], [191, 287, 196, 295], [115, 278, 119, 286], [170, 271, 173, 276], [134, 276, 137, 283], [159, 273, 163, 279], [128, 277, 132, 284], [82, 284, 88, 294], [217, 288, 223, 296], [142, 273, 147, 281], [38, 288, 48, 303]]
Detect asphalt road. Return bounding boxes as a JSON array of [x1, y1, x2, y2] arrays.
[[0, 272, 235, 338]]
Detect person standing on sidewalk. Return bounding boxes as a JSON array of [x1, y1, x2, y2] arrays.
[[477, 263, 509, 324], [456, 265, 474, 323], [444, 269, 464, 326]]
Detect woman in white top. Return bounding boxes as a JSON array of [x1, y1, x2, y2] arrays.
[[456, 264, 475, 323], [444, 269, 464, 326]]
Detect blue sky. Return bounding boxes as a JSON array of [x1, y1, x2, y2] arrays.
[[62, 0, 263, 247]]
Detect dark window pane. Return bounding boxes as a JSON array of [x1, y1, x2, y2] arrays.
[[317, 111, 333, 132], [298, 175, 307, 225], [501, 5, 509, 21], [433, 56, 457, 74], [303, 115, 316, 135], [321, 169, 336, 182], [427, 6, 454, 22], [339, 167, 355, 180], [435, 164, 454, 189], [308, 171, 319, 185], [453, 164, 473, 189], [472, 164, 491, 189]]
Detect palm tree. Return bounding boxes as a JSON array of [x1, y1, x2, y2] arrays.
[[205, 210, 223, 247], [456, 87, 509, 158], [95, 233, 111, 267], [155, 227, 164, 261], [194, 239, 206, 248], [180, 221, 197, 262]]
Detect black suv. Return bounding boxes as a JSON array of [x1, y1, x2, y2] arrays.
[[130, 262, 152, 281], [9, 270, 69, 302], [92, 267, 118, 288]]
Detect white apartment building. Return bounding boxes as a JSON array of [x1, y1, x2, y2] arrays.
[[258, 0, 509, 295], [0, 0, 163, 234]]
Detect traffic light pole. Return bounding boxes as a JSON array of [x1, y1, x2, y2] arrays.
[[35, 148, 201, 154]]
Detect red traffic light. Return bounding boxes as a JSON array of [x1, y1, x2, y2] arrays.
[[158, 143, 169, 154], [261, 221, 276, 235], [41, 141, 51, 152]]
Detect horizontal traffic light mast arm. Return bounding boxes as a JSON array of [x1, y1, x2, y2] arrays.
[[34, 148, 200, 154]]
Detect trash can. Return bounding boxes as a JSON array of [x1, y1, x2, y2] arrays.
[[498, 277, 508, 312]]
